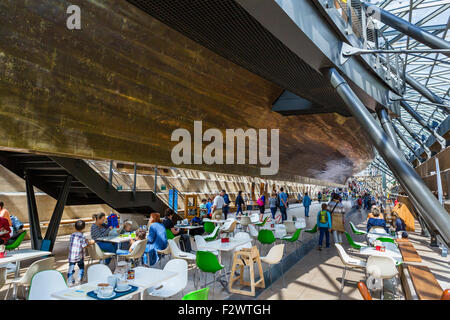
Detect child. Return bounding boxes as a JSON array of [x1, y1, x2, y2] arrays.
[[68, 220, 94, 286], [116, 228, 146, 255], [317, 203, 331, 250]]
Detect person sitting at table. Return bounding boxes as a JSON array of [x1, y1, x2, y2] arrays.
[[393, 213, 406, 233], [367, 205, 384, 220], [0, 216, 11, 245], [366, 210, 389, 233], [143, 212, 167, 266], [116, 228, 146, 257], [162, 208, 192, 252], [90, 212, 117, 265], [0, 201, 13, 237]]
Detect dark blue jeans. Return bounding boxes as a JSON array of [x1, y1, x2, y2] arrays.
[[280, 206, 287, 221], [304, 206, 310, 217], [97, 241, 118, 265], [318, 227, 330, 247], [236, 205, 243, 215], [270, 207, 277, 219]]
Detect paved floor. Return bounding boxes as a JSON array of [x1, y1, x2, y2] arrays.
[[1, 200, 448, 300]]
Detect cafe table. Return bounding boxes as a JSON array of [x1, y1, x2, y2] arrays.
[[175, 224, 203, 236], [51, 267, 177, 300], [96, 235, 133, 250], [366, 232, 395, 245], [0, 249, 52, 299], [202, 219, 227, 224], [359, 243, 403, 264]]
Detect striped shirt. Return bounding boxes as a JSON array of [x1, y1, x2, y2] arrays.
[[90, 223, 110, 240], [68, 232, 88, 263]]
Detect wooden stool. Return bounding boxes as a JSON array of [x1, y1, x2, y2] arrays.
[[229, 246, 265, 296]]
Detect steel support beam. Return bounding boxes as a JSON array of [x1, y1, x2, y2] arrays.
[[392, 123, 423, 162], [400, 100, 447, 149], [25, 172, 42, 250], [404, 73, 447, 113], [377, 107, 401, 150], [43, 175, 72, 252], [397, 117, 432, 158], [325, 68, 450, 246], [362, 2, 450, 58]]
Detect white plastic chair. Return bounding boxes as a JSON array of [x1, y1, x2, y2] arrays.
[[28, 270, 68, 300], [335, 243, 367, 293], [87, 242, 116, 265], [366, 255, 399, 300], [116, 239, 147, 265], [87, 264, 113, 284], [233, 232, 252, 251], [5, 257, 55, 300], [194, 235, 218, 255], [284, 221, 296, 234], [248, 224, 259, 238], [260, 244, 285, 289], [168, 239, 196, 263], [148, 259, 188, 299], [239, 216, 251, 231], [250, 213, 260, 224], [203, 225, 220, 241]]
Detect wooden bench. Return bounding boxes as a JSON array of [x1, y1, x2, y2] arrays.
[[407, 265, 443, 300], [397, 241, 422, 263]]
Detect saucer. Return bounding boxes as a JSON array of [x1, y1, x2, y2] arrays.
[[115, 285, 132, 292], [97, 291, 116, 299]]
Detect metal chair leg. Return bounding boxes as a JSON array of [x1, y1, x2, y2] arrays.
[[269, 267, 274, 291], [280, 262, 285, 289], [340, 266, 347, 293]]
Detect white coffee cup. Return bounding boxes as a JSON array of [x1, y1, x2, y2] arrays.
[[116, 279, 128, 291], [97, 283, 114, 297]]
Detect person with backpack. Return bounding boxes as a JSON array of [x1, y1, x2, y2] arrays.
[[302, 192, 312, 217], [317, 203, 331, 250]]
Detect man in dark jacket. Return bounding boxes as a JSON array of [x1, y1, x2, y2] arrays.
[[235, 191, 245, 215]]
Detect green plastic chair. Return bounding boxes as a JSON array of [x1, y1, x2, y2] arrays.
[[182, 287, 210, 300], [257, 229, 276, 255], [196, 251, 224, 297], [282, 228, 302, 255], [349, 221, 367, 235], [376, 237, 396, 244], [305, 224, 318, 233], [6, 230, 27, 251], [345, 232, 367, 250], [255, 216, 268, 227], [204, 222, 215, 234], [166, 228, 175, 240], [204, 226, 220, 242]]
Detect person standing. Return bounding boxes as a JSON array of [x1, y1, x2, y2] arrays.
[[317, 191, 322, 203], [317, 203, 331, 250], [206, 198, 213, 218], [235, 191, 245, 216], [68, 220, 95, 286], [210, 191, 225, 220], [222, 190, 230, 220], [327, 194, 345, 244], [257, 193, 265, 220], [278, 187, 288, 221], [303, 192, 312, 217], [269, 192, 278, 219]]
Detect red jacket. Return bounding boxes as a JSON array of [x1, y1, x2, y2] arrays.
[[0, 217, 11, 243]]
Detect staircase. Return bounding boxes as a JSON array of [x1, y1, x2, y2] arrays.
[[0, 150, 169, 250]]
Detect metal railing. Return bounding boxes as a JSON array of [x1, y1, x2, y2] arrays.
[[331, 0, 405, 93]]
